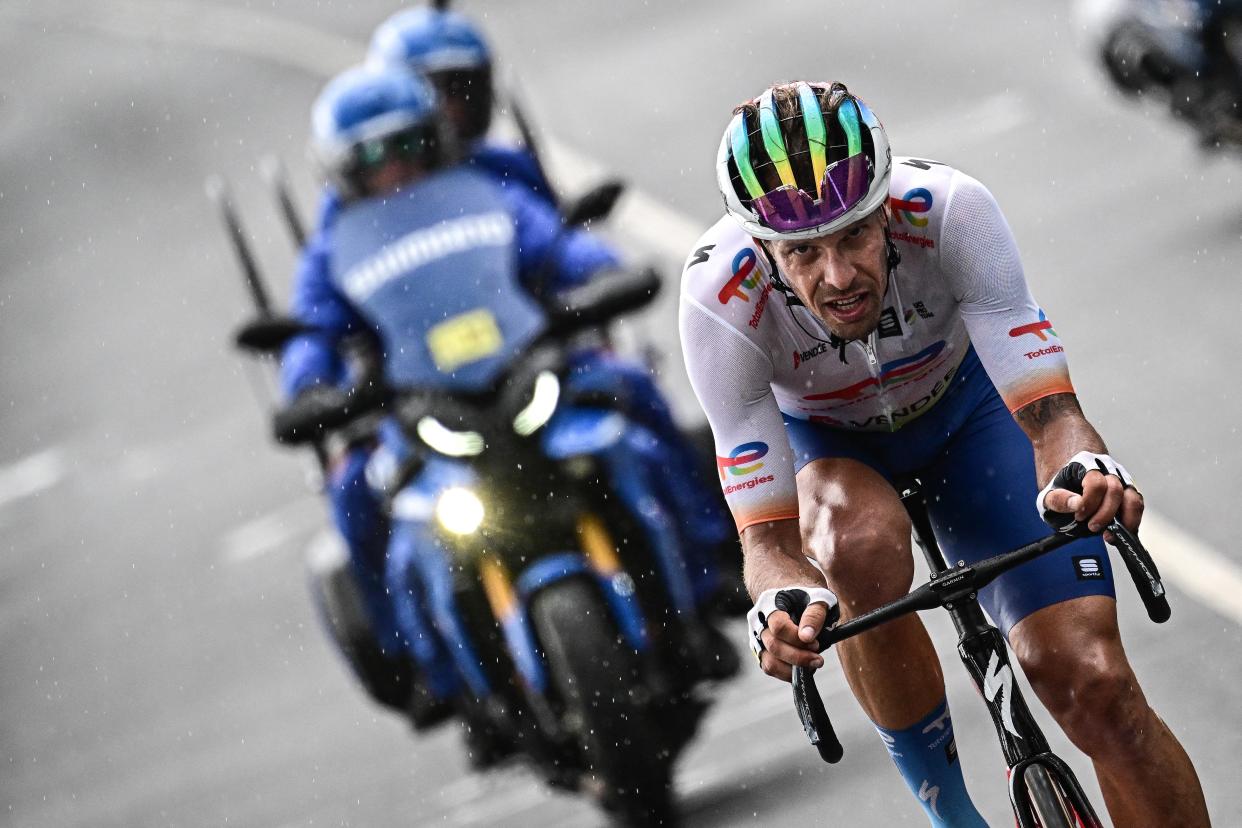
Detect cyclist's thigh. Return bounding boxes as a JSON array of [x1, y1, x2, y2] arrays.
[[786, 422, 913, 602], [921, 392, 1115, 639]]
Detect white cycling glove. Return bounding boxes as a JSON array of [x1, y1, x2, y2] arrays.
[[1035, 450, 1136, 534], [747, 586, 839, 663]]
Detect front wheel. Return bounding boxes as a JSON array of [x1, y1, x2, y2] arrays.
[[530, 577, 675, 826]]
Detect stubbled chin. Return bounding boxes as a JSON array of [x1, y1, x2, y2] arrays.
[[817, 299, 878, 340]]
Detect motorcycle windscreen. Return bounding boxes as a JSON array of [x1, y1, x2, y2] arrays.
[[329, 166, 548, 392]]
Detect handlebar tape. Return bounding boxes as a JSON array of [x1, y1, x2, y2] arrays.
[[776, 589, 844, 764]]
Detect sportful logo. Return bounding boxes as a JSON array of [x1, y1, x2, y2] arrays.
[[891, 187, 933, 227], [1008, 308, 1057, 342], [983, 650, 1021, 739], [716, 441, 768, 480], [802, 340, 947, 403], [717, 248, 761, 305]]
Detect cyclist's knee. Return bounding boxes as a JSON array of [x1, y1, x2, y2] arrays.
[[1023, 638, 1150, 757], [802, 499, 912, 609]]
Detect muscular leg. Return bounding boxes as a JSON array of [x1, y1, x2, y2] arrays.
[[1010, 596, 1209, 827], [800, 458, 988, 826], [797, 457, 943, 727]]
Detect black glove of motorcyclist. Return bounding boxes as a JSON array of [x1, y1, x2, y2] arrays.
[[272, 385, 350, 446]]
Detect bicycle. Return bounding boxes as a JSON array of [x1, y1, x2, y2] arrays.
[[778, 477, 1170, 828]]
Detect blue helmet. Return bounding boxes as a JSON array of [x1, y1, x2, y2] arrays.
[[310, 63, 444, 196], [368, 7, 491, 74], [368, 8, 494, 142]]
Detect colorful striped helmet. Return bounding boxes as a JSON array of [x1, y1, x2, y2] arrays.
[[717, 82, 891, 241]]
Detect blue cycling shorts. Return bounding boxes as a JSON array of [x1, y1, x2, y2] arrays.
[[783, 346, 1114, 638]]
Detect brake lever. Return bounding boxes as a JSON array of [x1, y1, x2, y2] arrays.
[[1105, 519, 1171, 623], [775, 590, 844, 764]]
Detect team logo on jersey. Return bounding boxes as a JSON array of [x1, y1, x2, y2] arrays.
[[802, 340, 947, 403], [716, 441, 768, 480], [891, 187, 933, 227], [1008, 308, 1057, 342], [793, 342, 830, 369], [717, 248, 761, 305]]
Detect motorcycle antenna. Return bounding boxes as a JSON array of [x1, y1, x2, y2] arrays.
[[260, 155, 307, 250], [205, 174, 275, 316], [506, 84, 560, 210], [205, 173, 330, 474]]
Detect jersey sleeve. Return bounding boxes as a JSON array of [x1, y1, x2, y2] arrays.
[[939, 172, 1076, 412], [679, 293, 800, 533]]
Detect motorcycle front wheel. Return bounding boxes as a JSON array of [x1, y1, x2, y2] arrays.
[[530, 577, 676, 827]]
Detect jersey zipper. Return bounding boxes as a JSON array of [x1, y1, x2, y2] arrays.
[[858, 331, 896, 431]]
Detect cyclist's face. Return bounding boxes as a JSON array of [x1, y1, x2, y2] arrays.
[[766, 210, 888, 341]]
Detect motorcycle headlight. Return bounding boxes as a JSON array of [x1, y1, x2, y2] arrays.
[[513, 371, 560, 436], [435, 487, 485, 535], [417, 416, 485, 457]]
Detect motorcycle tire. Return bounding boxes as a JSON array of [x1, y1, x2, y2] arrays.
[[306, 537, 411, 711], [530, 577, 676, 827]]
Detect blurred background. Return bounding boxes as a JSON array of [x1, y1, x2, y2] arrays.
[[2, 0, 1240, 825]]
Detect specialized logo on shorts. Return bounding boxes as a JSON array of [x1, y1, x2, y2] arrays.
[[1008, 308, 1058, 342], [1074, 555, 1104, 580], [802, 340, 947, 403], [891, 187, 933, 227], [716, 441, 768, 480], [717, 248, 761, 305]]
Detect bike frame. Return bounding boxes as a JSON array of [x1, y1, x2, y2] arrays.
[[783, 477, 1170, 828]]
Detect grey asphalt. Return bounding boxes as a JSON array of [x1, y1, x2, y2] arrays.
[[2, 1, 1240, 826]]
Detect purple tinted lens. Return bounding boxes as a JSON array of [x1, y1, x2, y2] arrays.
[[752, 154, 872, 233]]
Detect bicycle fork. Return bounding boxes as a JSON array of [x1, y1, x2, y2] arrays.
[[903, 481, 1103, 828], [948, 601, 1102, 828]]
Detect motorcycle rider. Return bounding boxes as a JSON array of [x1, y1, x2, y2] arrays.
[[280, 61, 733, 761], [367, 5, 554, 203], [680, 81, 1208, 825], [364, 5, 734, 575]]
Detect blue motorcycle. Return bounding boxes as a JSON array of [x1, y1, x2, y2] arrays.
[[237, 171, 738, 826]]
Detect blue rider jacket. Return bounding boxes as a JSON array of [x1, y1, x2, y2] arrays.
[[280, 145, 610, 398]]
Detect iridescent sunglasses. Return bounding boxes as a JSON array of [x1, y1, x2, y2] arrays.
[[732, 87, 879, 234]]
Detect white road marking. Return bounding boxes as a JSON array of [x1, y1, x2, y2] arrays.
[[46, 0, 1239, 631], [0, 447, 67, 509], [219, 496, 323, 563], [1138, 512, 1242, 626]]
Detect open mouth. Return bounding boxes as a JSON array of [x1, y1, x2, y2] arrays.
[[821, 293, 869, 323]]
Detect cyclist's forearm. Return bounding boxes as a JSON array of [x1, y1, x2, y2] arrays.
[[740, 518, 826, 600], [1013, 392, 1108, 484]]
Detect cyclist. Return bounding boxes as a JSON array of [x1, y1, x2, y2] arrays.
[[679, 81, 1209, 826]]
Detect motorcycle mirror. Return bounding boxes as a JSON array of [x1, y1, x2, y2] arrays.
[[562, 179, 625, 227], [549, 267, 662, 332], [234, 314, 310, 355]]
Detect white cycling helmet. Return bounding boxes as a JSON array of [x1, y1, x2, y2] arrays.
[[716, 81, 892, 241]]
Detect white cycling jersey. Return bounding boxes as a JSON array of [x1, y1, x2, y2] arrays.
[[679, 158, 1076, 532]]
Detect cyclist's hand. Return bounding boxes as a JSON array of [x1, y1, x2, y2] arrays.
[[747, 587, 838, 683], [1036, 451, 1142, 539]]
